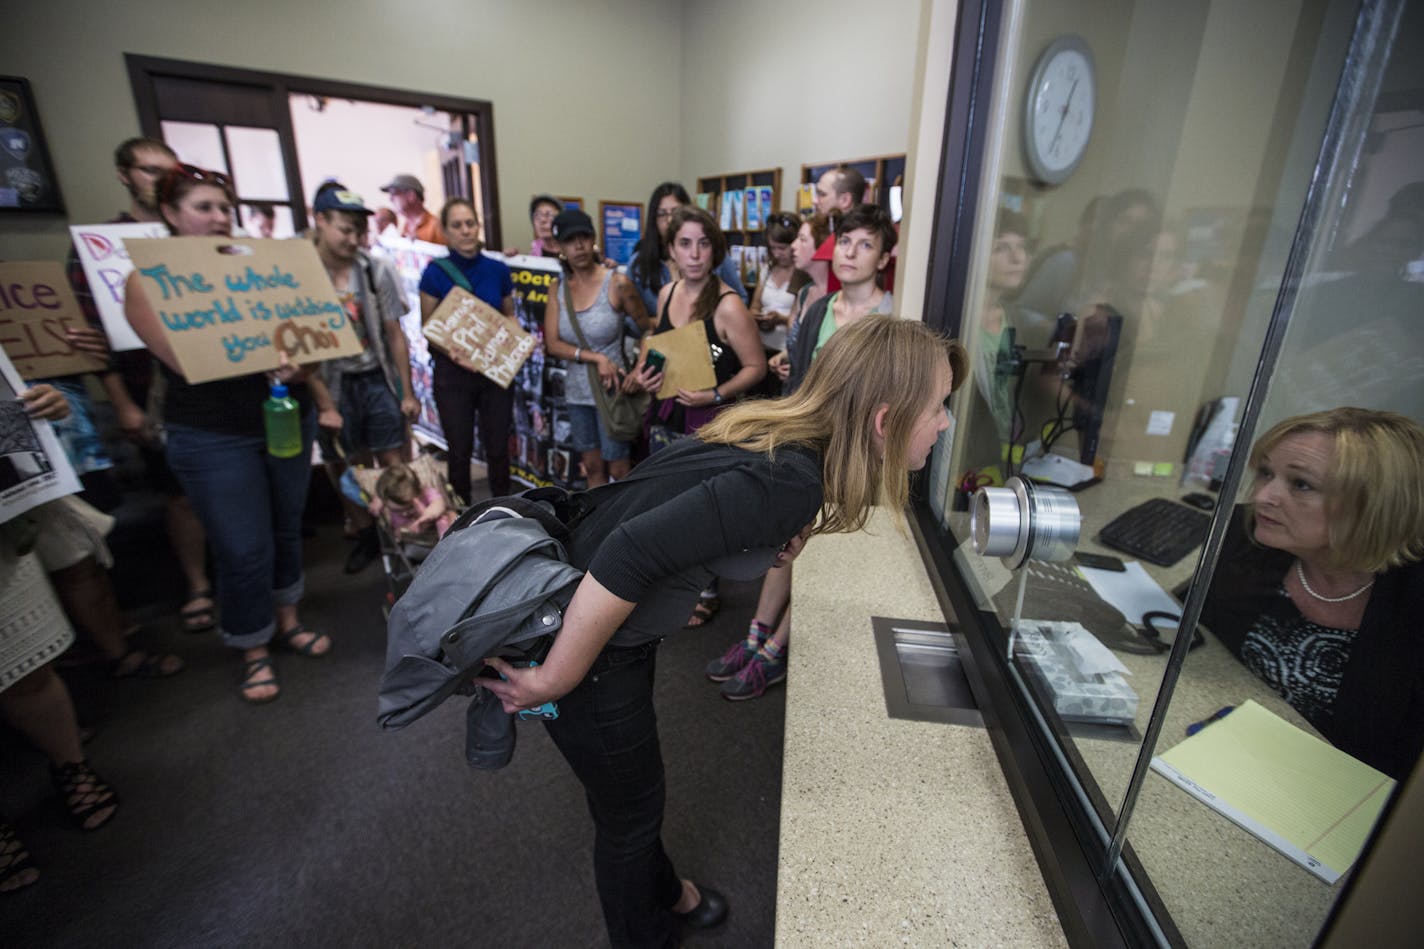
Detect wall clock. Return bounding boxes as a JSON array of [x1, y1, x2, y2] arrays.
[[1023, 35, 1096, 185]]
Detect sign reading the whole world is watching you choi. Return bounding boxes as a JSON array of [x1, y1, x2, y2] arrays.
[[124, 237, 362, 384]]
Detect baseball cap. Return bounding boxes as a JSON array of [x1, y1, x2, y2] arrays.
[[552, 208, 595, 242], [312, 187, 373, 215], [380, 174, 424, 196]]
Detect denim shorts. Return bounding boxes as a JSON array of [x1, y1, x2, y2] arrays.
[[340, 369, 406, 454], [566, 403, 631, 461]]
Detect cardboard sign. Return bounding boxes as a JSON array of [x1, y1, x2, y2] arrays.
[[68, 221, 171, 351], [643, 320, 716, 398], [124, 237, 362, 384], [423, 286, 535, 389], [0, 262, 108, 379]]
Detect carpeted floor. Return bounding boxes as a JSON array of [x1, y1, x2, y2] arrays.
[[1, 516, 785, 948]]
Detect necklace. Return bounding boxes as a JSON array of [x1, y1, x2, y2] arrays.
[[1295, 561, 1374, 603]]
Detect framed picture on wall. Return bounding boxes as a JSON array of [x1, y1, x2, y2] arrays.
[[0, 76, 65, 213], [557, 195, 584, 211]]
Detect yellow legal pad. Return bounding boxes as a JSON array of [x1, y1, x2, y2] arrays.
[[1149, 700, 1395, 884]]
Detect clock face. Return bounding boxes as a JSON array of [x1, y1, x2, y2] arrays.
[[1025, 37, 1095, 184]]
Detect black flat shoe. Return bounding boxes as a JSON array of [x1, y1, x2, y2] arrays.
[[674, 884, 728, 930]]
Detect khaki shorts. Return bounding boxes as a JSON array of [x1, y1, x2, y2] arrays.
[[32, 495, 115, 572]]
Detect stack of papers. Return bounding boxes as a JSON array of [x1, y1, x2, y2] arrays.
[[1151, 700, 1395, 883]]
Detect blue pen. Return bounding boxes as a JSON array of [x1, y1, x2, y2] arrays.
[[1186, 705, 1234, 736]]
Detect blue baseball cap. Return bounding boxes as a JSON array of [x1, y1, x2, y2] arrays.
[[313, 186, 373, 216]]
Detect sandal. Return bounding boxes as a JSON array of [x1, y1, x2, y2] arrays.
[[1, 823, 39, 893], [49, 760, 119, 832], [110, 647, 185, 679], [240, 655, 280, 704], [277, 624, 331, 658], [684, 595, 721, 629], [179, 590, 217, 633]]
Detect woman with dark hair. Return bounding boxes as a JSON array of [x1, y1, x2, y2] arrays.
[[543, 208, 652, 486], [124, 164, 327, 705], [770, 212, 832, 384], [627, 182, 747, 317], [482, 315, 962, 948], [417, 198, 517, 504], [627, 205, 766, 627]]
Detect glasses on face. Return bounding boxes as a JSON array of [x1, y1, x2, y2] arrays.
[[159, 163, 233, 205], [532, 210, 557, 222], [656, 207, 679, 220]]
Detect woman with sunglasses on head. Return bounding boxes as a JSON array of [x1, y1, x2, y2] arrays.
[[626, 206, 767, 628], [482, 316, 962, 948], [769, 212, 831, 385], [747, 212, 809, 388], [417, 198, 518, 505], [124, 164, 330, 705], [542, 208, 652, 486], [627, 183, 748, 320]]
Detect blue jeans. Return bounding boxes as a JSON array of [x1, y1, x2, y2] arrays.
[[338, 369, 406, 455], [567, 403, 631, 461], [544, 640, 683, 949], [165, 414, 316, 649]]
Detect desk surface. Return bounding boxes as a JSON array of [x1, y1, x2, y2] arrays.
[[778, 508, 1067, 947], [954, 477, 1346, 947]]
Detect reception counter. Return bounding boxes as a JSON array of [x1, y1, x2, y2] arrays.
[[777, 507, 1067, 947]]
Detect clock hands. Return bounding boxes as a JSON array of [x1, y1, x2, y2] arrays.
[[1049, 77, 1080, 155]]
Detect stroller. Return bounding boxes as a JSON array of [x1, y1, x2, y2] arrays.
[[345, 452, 466, 613]]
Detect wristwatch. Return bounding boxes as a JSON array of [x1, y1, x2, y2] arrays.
[[711, 387, 725, 405]]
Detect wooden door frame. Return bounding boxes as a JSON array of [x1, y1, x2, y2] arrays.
[[125, 53, 501, 245]]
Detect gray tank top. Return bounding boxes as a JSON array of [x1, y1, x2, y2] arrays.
[[559, 271, 624, 406]]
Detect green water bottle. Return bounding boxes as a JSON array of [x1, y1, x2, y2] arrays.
[[263, 382, 302, 458]]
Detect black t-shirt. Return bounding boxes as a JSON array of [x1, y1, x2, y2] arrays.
[[161, 363, 311, 438], [569, 437, 823, 647]]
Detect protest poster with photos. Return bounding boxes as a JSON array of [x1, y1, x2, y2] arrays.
[[68, 221, 171, 351], [0, 261, 108, 379], [124, 237, 363, 384], [0, 345, 80, 523], [422, 286, 535, 388]]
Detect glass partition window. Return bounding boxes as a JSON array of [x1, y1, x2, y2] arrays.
[[1125, 2, 1423, 945], [931, 0, 1420, 945], [938, 0, 1351, 828]]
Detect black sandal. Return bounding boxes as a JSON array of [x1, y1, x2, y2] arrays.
[[239, 656, 280, 704], [0, 823, 39, 893], [179, 589, 217, 633], [49, 760, 119, 832], [684, 596, 721, 629]]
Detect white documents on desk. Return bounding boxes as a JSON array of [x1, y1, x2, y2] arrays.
[[1077, 561, 1182, 629]]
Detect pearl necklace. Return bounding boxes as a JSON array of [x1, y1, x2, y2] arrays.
[[1295, 561, 1374, 603]]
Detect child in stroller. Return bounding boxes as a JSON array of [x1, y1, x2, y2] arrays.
[[372, 463, 457, 548]]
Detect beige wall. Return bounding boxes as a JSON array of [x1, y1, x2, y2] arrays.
[[677, 0, 923, 212], [0, 0, 684, 262], [0, 0, 929, 267]]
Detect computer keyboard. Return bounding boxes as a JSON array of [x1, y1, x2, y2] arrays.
[[1097, 497, 1211, 567]]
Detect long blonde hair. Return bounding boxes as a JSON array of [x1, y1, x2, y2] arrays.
[[698, 315, 966, 535]]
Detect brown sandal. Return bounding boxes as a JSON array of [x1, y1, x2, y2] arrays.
[[50, 760, 119, 832]]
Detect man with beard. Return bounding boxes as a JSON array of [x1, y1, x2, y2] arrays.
[[308, 183, 418, 573]]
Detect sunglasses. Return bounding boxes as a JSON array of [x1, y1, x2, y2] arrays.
[[159, 163, 233, 205], [770, 213, 799, 228]]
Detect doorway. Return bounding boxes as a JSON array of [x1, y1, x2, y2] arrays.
[[124, 54, 500, 246]]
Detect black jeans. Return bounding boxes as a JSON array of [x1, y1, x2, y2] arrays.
[[431, 354, 512, 502], [544, 640, 682, 949]]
